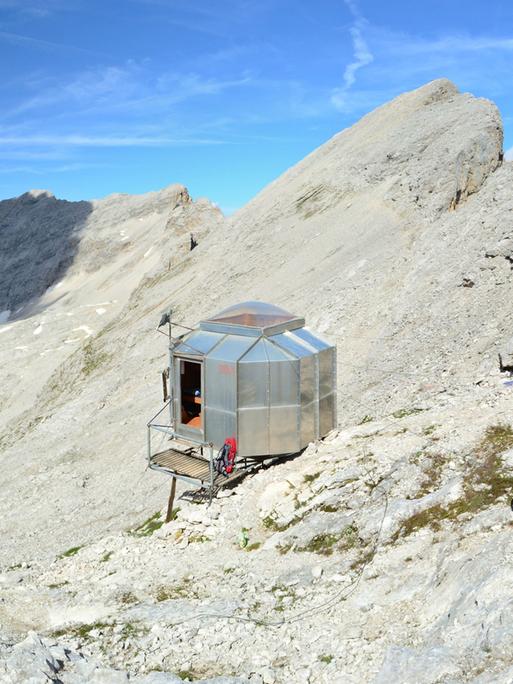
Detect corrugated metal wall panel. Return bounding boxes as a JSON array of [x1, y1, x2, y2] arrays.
[[238, 407, 269, 456]]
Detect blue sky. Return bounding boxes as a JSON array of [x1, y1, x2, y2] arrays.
[[1, 0, 513, 212]]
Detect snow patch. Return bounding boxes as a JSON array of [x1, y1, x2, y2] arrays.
[[96, 308, 107, 316], [73, 325, 94, 337], [33, 324, 43, 336]]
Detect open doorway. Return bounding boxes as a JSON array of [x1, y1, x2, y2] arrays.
[[179, 359, 202, 430]]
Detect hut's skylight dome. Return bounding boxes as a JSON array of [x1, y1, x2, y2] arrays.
[[205, 301, 298, 328]]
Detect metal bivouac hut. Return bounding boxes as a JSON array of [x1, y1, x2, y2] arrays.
[[147, 301, 336, 508]]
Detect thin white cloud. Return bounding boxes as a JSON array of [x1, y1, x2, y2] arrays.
[[0, 135, 225, 147], [331, 0, 373, 111], [0, 0, 76, 16], [2, 63, 252, 122], [0, 161, 114, 174], [0, 30, 106, 56], [385, 34, 513, 55], [343, 24, 374, 89], [505, 147, 513, 161]]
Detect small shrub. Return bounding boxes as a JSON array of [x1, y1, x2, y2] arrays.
[[392, 407, 425, 419], [319, 654, 334, 664], [118, 591, 138, 605], [303, 472, 321, 484], [423, 424, 438, 436], [358, 415, 373, 425], [271, 583, 297, 612], [297, 524, 360, 556], [58, 545, 83, 559], [155, 577, 197, 601], [300, 532, 341, 556], [47, 581, 69, 589], [245, 541, 261, 551], [52, 621, 111, 640], [262, 515, 279, 530], [319, 503, 338, 513], [277, 543, 293, 555], [121, 622, 147, 638], [100, 551, 113, 563]]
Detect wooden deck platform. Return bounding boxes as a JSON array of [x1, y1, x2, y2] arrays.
[[149, 447, 248, 489]]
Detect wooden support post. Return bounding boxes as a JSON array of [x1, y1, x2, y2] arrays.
[[165, 476, 177, 522]]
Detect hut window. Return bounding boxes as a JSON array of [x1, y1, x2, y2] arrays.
[[179, 359, 202, 429]]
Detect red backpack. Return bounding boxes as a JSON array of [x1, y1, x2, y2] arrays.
[[215, 437, 237, 476]]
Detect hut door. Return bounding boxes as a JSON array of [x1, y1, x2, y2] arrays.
[[179, 359, 202, 430]]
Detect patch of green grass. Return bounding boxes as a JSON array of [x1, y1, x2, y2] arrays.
[[48, 581, 69, 589], [319, 654, 334, 664], [392, 407, 426, 419], [52, 621, 111, 640], [262, 510, 308, 533], [358, 415, 373, 425], [409, 450, 425, 465], [129, 511, 163, 537], [189, 533, 208, 544], [271, 583, 298, 612], [423, 424, 438, 436], [262, 514, 284, 532], [297, 524, 360, 556], [81, 339, 112, 377], [169, 506, 180, 520], [100, 551, 113, 563], [8, 563, 23, 571], [415, 452, 446, 497], [245, 541, 261, 551], [118, 591, 138, 605], [57, 545, 83, 559], [223, 566, 235, 574], [121, 622, 147, 638], [349, 546, 374, 571], [155, 577, 198, 601], [303, 471, 321, 484], [299, 532, 341, 555], [277, 542, 293, 555], [394, 424, 513, 540], [319, 503, 338, 513]]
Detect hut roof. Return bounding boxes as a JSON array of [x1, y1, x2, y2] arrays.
[[204, 301, 297, 328], [199, 301, 305, 336]]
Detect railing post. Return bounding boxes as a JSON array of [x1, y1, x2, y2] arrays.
[[147, 425, 152, 467], [208, 442, 214, 506]]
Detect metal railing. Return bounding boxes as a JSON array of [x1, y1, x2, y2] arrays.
[[146, 401, 216, 504]]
